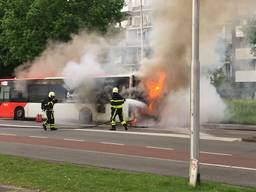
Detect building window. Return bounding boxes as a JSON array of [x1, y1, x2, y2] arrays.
[[132, 0, 140, 7], [131, 0, 152, 7], [132, 16, 141, 27], [144, 0, 152, 6]]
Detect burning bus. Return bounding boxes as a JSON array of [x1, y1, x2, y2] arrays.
[[0, 74, 146, 123], [0, 71, 166, 125]]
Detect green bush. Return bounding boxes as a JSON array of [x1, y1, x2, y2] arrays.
[[225, 99, 256, 124]]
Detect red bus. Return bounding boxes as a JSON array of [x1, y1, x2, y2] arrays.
[[0, 75, 140, 123]]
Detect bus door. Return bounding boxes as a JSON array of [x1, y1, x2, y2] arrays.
[[0, 82, 12, 118]]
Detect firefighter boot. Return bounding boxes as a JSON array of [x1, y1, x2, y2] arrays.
[[42, 122, 47, 131], [121, 121, 128, 131], [50, 124, 58, 131], [124, 124, 128, 131]]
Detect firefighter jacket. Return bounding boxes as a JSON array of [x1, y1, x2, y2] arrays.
[[42, 97, 58, 111], [110, 93, 125, 108]]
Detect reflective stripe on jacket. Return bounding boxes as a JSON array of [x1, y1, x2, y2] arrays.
[[111, 93, 125, 108]]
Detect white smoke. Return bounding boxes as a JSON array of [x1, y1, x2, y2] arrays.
[[160, 78, 228, 128], [62, 42, 105, 89], [200, 77, 227, 123], [15, 32, 126, 80], [141, 0, 256, 128], [160, 89, 190, 128]]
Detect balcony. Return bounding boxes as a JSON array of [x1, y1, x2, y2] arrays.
[[129, 5, 153, 13], [236, 70, 256, 82], [236, 48, 256, 60]]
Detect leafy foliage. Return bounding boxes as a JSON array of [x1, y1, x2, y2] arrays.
[[0, 0, 124, 77], [209, 68, 226, 87], [245, 17, 256, 44], [225, 99, 256, 124], [244, 17, 256, 56]]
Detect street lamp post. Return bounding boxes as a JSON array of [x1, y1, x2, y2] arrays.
[[140, 0, 144, 61], [189, 0, 200, 187]]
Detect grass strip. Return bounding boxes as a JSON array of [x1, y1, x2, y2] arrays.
[[0, 154, 255, 192], [225, 99, 256, 125]]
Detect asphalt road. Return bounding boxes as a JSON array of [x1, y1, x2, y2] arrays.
[[0, 119, 255, 188]]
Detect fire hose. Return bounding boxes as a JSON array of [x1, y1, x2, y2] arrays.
[[78, 120, 148, 129]]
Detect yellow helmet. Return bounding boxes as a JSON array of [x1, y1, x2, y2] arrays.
[[112, 87, 118, 93], [48, 91, 55, 97]]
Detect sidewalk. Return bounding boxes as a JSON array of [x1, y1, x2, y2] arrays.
[[2, 119, 256, 131], [1, 119, 256, 141], [202, 123, 256, 142]]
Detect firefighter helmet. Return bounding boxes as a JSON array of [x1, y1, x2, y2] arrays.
[[48, 91, 55, 98], [112, 87, 118, 93]]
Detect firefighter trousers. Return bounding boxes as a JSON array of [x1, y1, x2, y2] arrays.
[[111, 107, 127, 129], [43, 110, 56, 129]]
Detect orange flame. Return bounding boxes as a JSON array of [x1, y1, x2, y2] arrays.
[[143, 71, 166, 113]]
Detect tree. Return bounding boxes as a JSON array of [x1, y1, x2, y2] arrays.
[[0, 0, 125, 78]]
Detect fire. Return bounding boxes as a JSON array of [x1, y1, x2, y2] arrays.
[[143, 71, 166, 113], [155, 86, 160, 91]]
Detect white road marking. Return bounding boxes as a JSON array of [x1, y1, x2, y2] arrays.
[[201, 163, 256, 171], [61, 149, 256, 172], [0, 133, 16, 136], [0, 123, 242, 142], [75, 129, 241, 142], [63, 138, 85, 142], [0, 124, 41, 128], [202, 135, 242, 142], [100, 142, 125, 146], [200, 151, 232, 156], [146, 146, 174, 151], [29, 136, 48, 139], [0, 126, 253, 172], [70, 148, 188, 164]]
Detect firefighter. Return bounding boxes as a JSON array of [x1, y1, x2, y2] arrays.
[[110, 87, 128, 131], [42, 91, 58, 131]]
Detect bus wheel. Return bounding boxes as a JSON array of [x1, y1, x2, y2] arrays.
[[14, 107, 25, 120], [79, 108, 92, 124]]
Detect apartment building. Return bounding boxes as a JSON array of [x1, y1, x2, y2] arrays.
[[220, 16, 256, 99], [120, 0, 153, 71], [233, 18, 256, 83]]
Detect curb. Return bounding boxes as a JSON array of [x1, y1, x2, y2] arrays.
[[202, 123, 256, 131], [242, 136, 256, 142]]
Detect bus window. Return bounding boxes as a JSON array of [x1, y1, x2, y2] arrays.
[[10, 81, 28, 102], [0, 86, 10, 102], [0, 87, 3, 101], [102, 77, 130, 96], [10, 88, 27, 102], [28, 84, 48, 102], [49, 84, 67, 103]]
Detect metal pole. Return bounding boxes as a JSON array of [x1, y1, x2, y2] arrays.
[[140, 0, 144, 60], [189, 0, 200, 187]]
